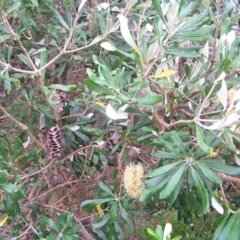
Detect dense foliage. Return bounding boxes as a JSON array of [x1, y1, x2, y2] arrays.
[[0, 0, 240, 239]]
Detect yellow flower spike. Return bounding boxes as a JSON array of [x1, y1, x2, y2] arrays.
[[123, 163, 145, 199]]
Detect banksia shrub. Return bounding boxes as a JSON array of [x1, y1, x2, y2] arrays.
[[123, 163, 145, 199]]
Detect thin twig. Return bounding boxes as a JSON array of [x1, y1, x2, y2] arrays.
[[0, 104, 44, 150]]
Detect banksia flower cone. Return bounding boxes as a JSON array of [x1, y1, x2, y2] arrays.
[[123, 163, 145, 199]]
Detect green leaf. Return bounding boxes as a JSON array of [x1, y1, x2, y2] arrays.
[[170, 132, 187, 156], [213, 214, 230, 240], [160, 163, 186, 199], [0, 35, 12, 44], [17, 54, 33, 69], [92, 212, 111, 229], [196, 163, 222, 185], [85, 79, 113, 95], [0, 140, 8, 160], [140, 172, 173, 201], [224, 212, 240, 240], [73, 131, 89, 142], [98, 182, 115, 197], [152, 0, 166, 24], [48, 84, 77, 92], [165, 49, 200, 58], [31, 0, 38, 7], [81, 198, 115, 208], [220, 17, 232, 36], [201, 159, 240, 176], [119, 202, 134, 231], [5, 2, 21, 15], [155, 225, 163, 239], [92, 56, 113, 85], [219, 58, 232, 74], [175, 25, 214, 41], [6, 45, 13, 62], [159, 138, 185, 158], [179, 2, 198, 19], [214, 213, 240, 240], [152, 151, 180, 159], [196, 125, 212, 155], [147, 228, 161, 240], [0, 75, 20, 90], [191, 167, 209, 214], [135, 93, 163, 105], [146, 161, 184, 178], [40, 50, 48, 79], [41, 216, 59, 232], [40, 85, 55, 107], [0, 170, 7, 182], [0, 183, 19, 194], [48, 5, 69, 30]]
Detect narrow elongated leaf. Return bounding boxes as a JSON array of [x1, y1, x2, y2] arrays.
[[170, 132, 187, 156], [160, 138, 185, 158], [196, 125, 212, 155], [217, 79, 227, 110], [48, 84, 77, 92], [152, 151, 180, 159], [0, 183, 19, 193], [179, 2, 198, 19], [92, 212, 111, 229], [160, 163, 186, 199], [140, 172, 173, 201], [211, 196, 224, 214], [92, 56, 113, 85], [119, 202, 134, 231], [147, 228, 160, 240], [201, 159, 240, 176], [226, 212, 240, 239], [191, 167, 209, 213], [150, 70, 177, 78], [165, 49, 200, 58], [40, 50, 48, 78], [31, 0, 38, 7], [196, 163, 222, 184], [152, 0, 166, 23], [0, 35, 12, 44], [0, 170, 7, 182], [118, 14, 140, 55], [98, 182, 115, 197], [220, 17, 232, 36], [17, 54, 33, 69], [0, 216, 8, 227], [136, 94, 163, 105], [213, 214, 229, 240], [48, 6, 69, 30], [81, 198, 115, 208], [5, 2, 21, 15], [218, 213, 240, 240], [85, 79, 113, 95], [41, 216, 58, 232], [77, 0, 87, 13], [40, 85, 55, 107], [163, 223, 172, 240], [146, 161, 184, 178]]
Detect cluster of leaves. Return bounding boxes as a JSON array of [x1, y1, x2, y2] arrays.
[[0, 0, 240, 239]]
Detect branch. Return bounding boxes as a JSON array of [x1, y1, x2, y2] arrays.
[[0, 104, 44, 150]]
